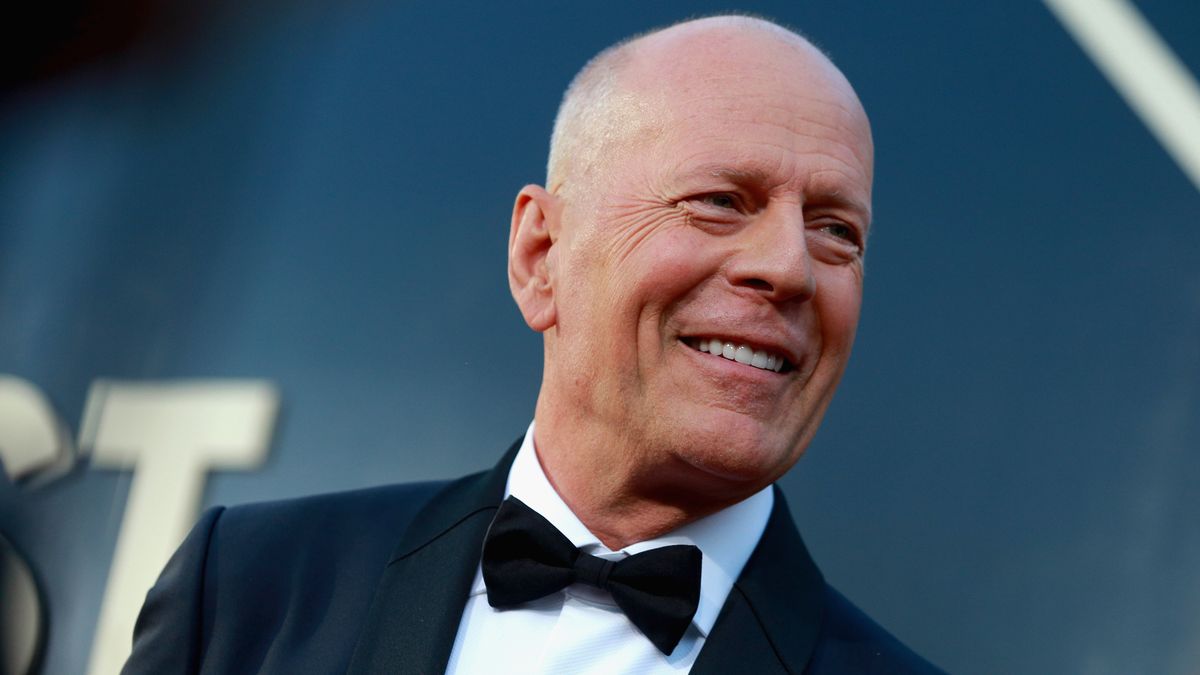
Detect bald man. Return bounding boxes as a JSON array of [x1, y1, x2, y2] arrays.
[[123, 16, 945, 675]]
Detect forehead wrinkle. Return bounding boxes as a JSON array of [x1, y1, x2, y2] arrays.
[[665, 126, 871, 188], [666, 92, 868, 152], [652, 64, 873, 168], [672, 99, 868, 153]]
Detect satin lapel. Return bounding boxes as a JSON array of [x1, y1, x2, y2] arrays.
[[692, 487, 825, 675], [346, 439, 520, 675]]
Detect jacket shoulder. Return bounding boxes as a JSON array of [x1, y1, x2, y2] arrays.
[[214, 480, 448, 560], [200, 480, 450, 631], [807, 585, 948, 675], [124, 480, 451, 674]]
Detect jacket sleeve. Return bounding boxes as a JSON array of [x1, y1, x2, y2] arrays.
[[120, 506, 226, 675]]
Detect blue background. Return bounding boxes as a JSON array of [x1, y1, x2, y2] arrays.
[[2, 1, 1198, 673]]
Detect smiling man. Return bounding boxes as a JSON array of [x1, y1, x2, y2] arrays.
[[513, 16, 872, 549], [123, 15, 944, 675]]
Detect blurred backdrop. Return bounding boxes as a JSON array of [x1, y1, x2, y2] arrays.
[[1, 1, 1198, 673]]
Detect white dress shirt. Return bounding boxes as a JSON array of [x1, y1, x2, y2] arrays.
[[445, 421, 774, 674]]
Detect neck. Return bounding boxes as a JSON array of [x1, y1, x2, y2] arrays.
[[532, 397, 757, 550]]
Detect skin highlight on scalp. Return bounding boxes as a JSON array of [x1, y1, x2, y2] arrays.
[[545, 44, 652, 198]]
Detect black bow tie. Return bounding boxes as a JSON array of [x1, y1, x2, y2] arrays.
[[481, 496, 702, 655]]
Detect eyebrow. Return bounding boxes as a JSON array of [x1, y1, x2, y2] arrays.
[[806, 186, 873, 225], [680, 163, 873, 223], [676, 163, 776, 186], [707, 166, 774, 183]]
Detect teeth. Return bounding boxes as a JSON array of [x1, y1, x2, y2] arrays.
[[734, 345, 753, 364], [689, 338, 787, 372]]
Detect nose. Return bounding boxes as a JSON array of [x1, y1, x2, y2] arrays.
[[726, 205, 816, 303]]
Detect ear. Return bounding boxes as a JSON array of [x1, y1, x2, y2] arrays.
[[508, 184, 559, 332]]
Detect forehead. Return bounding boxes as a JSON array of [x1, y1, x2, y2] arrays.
[[619, 29, 874, 200], [667, 90, 871, 179]]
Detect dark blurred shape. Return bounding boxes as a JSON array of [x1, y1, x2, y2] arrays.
[[2, 0, 201, 97]]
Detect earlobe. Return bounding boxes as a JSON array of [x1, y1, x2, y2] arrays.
[[508, 185, 558, 332]]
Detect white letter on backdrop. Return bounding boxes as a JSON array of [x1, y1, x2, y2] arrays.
[[82, 380, 279, 675]]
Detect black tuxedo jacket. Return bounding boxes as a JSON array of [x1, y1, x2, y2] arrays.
[[123, 439, 945, 674]]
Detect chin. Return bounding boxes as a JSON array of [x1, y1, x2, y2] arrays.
[[659, 411, 804, 487]]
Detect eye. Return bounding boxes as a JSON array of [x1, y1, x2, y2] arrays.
[[699, 193, 739, 210], [821, 222, 856, 242], [817, 221, 864, 249]]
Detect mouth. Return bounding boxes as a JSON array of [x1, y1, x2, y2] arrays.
[[682, 337, 791, 373]]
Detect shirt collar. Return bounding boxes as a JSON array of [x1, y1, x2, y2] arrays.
[[483, 420, 774, 638]]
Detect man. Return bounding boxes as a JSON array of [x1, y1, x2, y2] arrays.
[[123, 15, 944, 674]]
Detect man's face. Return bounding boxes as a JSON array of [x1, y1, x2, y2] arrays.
[[543, 36, 874, 494]]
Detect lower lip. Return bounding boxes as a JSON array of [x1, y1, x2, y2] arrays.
[[678, 340, 784, 379]]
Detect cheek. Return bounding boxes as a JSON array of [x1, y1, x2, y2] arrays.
[[554, 206, 724, 370], [591, 214, 714, 315], [628, 225, 724, 292], [815, 271, 863, 352]]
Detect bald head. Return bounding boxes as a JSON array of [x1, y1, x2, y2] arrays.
[[545, 15, 869, 197]]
